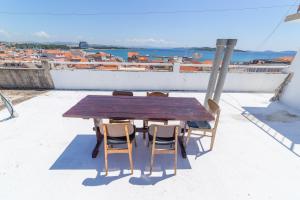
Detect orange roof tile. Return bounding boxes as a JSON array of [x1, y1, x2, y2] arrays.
[[44, 49, 62, 54], [201, 60, 213, 64], [128, 52, 139, 57], [273, 56, 294, 63], [180, 66, 202, 72]]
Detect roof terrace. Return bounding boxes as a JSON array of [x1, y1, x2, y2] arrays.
[[0, 90, 300, 200]]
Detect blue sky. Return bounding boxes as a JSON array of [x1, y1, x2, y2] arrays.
[[0, 0, 299, 51]]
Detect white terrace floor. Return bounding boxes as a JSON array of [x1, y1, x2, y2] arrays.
[[1, 91, 300, 200]]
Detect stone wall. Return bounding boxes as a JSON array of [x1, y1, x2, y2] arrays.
[[0, 67, 54, 89]]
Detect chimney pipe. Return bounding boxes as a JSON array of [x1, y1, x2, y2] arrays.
[[213, 39, 237, 103], [204, 39, 227, 108]]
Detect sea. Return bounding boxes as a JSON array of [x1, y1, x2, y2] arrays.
[[86, 48, 296, 63]]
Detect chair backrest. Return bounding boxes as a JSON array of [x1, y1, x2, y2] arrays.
[[101, 122, 134, 137], [112, 90, 133, 96], [110, 91, 133, 122], [149, 124, 179, 138], [147, 92, 169, 97], [207, 99, 221, 130]]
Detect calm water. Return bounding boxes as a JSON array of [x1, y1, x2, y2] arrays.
[[87, 48, 296, 63]]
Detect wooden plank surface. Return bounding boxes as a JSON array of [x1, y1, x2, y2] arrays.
[[63, 95, 214, 121]]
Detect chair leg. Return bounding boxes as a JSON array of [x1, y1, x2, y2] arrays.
[[143, 121, 147, 140], [104, 145, 108, 176], [174, 152, 177, 175], [210, 130, 216, 150], [134, 138, 137, 147], [185, 129, 192, 146], [150, 146, 155, 175], [128, 143, 134, 175], [174, 140, 178, 175]]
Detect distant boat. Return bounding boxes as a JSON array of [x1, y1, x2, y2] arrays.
[[192, 52, 202, 60]]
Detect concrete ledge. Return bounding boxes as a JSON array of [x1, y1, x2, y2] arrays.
[[50, 69, 287, 92], [0, 68, 54, 89]]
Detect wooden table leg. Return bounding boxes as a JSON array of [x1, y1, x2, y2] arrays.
[[92, 118, 103, 158], [178, 123, 187, 159], [178, 134, 187, 159], [92, 138, 102, 158]]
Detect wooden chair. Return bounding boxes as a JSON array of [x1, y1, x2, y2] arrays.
[[148, 124, 179, 175], [146, 91, 169, 97], [112, 90, 133, 96], [143, 92, 169, 139], [185, 99, 220, 150], [110, 90, 134, 123], [101, 121, 136, 175]]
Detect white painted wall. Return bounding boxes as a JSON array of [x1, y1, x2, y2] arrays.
[[281, 50, 300, 109], [50, 69, 287, 92]]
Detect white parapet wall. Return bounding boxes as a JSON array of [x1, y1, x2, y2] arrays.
[[281, 50, 300, 109], [50, 65, 288, 92]]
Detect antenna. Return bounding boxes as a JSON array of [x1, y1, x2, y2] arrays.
[[285, 4, 300, 22]]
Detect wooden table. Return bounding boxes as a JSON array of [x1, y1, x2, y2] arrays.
[[63, 95, 214, 158]]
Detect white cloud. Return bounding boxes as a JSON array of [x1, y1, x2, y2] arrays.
[[76, 35, 83, 40], [0, 29, 10, 37], [33, 31, 50, 39], [109, 38, 177, 47], [126, 38, 174, 45]]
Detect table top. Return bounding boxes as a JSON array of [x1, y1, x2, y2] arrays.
[[63, 95, 214, 121]]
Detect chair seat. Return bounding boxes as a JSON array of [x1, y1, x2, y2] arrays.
[[110, 117, 129, 121], [187, 121, 211, 129], [107, 133, 135, 145], [101, 124, 136, 145], [148, 134, 175, 145], [143, 119, 168, 128]]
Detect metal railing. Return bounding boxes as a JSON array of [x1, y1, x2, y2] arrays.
[[0, 92, 18, 118]]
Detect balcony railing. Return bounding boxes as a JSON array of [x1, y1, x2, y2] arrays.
[[0, 60, 289, 74], [49, 61, 289, 74], [0, 60, 290, 91]]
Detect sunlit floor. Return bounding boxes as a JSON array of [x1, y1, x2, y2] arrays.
[[1, 91, 300, 200]]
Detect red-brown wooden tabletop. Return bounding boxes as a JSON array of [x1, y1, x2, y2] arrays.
[[63, 95, 214, 121]]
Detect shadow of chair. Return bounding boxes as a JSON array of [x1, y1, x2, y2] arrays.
[[50, 133, 202, 185], [129, 170, 175, 185], [184, 136, 211, 159], [82, 170, 131, 186], [129, 136, 211, 185], [50, 135, 100, 170]]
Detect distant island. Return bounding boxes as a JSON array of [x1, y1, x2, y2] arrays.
[[0, 41, 124, 50], [185, 47, 246, 52], [0, 41, 246, 52], [6, 42, 71, 50], [88, 45, 128, 49], [0, 41, 295, 55]]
